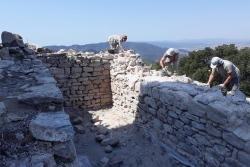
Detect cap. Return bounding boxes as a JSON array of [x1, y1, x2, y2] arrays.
[[210, 57, 223, 68], [166, 48, 178, 56]]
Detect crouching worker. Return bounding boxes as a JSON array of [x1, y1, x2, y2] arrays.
[[206, 57, 241, 96], [108, 34, 127, 54], [160, 48, 179, 76]]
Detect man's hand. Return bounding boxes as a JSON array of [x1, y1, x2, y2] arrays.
[[218, 84, 225, 87], [205, 83, 210, 88]]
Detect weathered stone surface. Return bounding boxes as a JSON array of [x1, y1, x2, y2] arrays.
[[29, 111, 75, 142], [237, 151, 250, 166], [144, 96, 157, 109], [0, 59, 15, 68], [187, 99, 207, 118], [1, 31, 25, 48], [0, 102, 6, 116], [222, 132, 245, 149], [77, 155, 91, 167], [29, 153, 57, 167], [206, 102, 234, 125], [18, 83, 64, 105], [163, 124, 173, 133], [191, 121, 205, 130], [204, 153, 220, 167], [0, 47, 10, 60], [53, 140, 77, 163], [205, 124, 222, 137]]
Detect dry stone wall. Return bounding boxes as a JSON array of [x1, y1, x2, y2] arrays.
[[37, 49, 113, 109], [2, 30, 250, 166], [110, 50, 250, 167]]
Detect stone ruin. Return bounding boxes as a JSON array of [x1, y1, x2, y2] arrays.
[[1, 31, 250, 167]]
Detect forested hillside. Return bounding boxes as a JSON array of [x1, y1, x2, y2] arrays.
[[45, 42, 188, 62], [178, 44, 250, 96]]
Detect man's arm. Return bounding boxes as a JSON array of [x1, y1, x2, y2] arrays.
[[168, 54, 179, 64], [222, 72, 233, 87], [207, 71, 216, 85], [160, 55, 167, 68]]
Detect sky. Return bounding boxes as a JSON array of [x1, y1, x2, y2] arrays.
[[1, 0, 250, 46]]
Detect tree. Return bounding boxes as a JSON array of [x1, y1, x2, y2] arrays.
[[178, 45, 250, 96]]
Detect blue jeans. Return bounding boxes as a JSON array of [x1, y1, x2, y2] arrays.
[[222, 76, 240, 95]]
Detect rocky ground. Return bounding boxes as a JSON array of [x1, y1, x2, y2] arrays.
[[65, 106, 188, 167]]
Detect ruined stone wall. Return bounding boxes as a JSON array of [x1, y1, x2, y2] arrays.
[[37, 50, 113, 109], [110, 50, 250, 167]]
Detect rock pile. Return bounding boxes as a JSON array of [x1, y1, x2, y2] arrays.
[[0, 32, 88, 167]]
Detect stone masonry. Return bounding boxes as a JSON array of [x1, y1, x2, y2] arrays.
[[36, 49, 113, 109], [1, 31, 250, 167]]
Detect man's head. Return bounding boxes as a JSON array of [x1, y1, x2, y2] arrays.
[[122, 34, 127, 41], [210, 57, 223, 68], [166, 48, 178, 57]]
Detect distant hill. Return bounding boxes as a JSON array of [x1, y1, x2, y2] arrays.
[[45, 42, 189, 62], [147, 38, 250, 51]]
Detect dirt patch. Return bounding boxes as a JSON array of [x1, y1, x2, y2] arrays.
[[65, 107, 187, 167]]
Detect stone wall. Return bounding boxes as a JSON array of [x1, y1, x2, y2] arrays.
[[2, 30, 250, 166], [109, 50, 250, 167], [37, 49, 113, 109], [0, 32, 81, 166]]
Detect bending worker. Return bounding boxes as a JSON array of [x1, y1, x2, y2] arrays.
[[160, 48, 179, 76], [108, 34, 127, 53], [206, 57, 241, 95]]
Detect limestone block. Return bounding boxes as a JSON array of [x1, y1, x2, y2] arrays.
[[0, 47, 10, 59], [151, 118, 162, 129], [187, 136, 198, 146], [50, 67, 64, 75], [205, 124, 222, 137], [204, 153, 220, 167], [102, 69, 110, 75], [223, 158, 242, 167], [92, 71, 102, 76], [174, 119, 184, 129], [29, 153, 57, 167], [206, 148, 224, 162], [178, 113, 190, 124], [58, 63, 72, 68], [206, 102, 237, 125], [93, 66, 103, 72], [191, 121, 205, 130], [193, 134, 212, 146], [213, 144, 230, 156], [47, 56, 59, 64], [144, 96, 157, 109], [69, 73, 81, 79], [18, 83, 64, 105], [83, 66, 93, 72], [53, 140, 77, 163], [183, 112, 199, 122], [89, 60, 101, 67], [71, 67, 82, 73], [222, 132, 245, 149], [158, 88, 192, 110], [1, 31, 25, 48], [187, 99, 207, 118], [29, 111, 75, 142], [238, 151, 250, 166], [183, 125, 194, 136]]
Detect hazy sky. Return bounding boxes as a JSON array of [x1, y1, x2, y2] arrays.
[[1, 0, 250, 46]]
